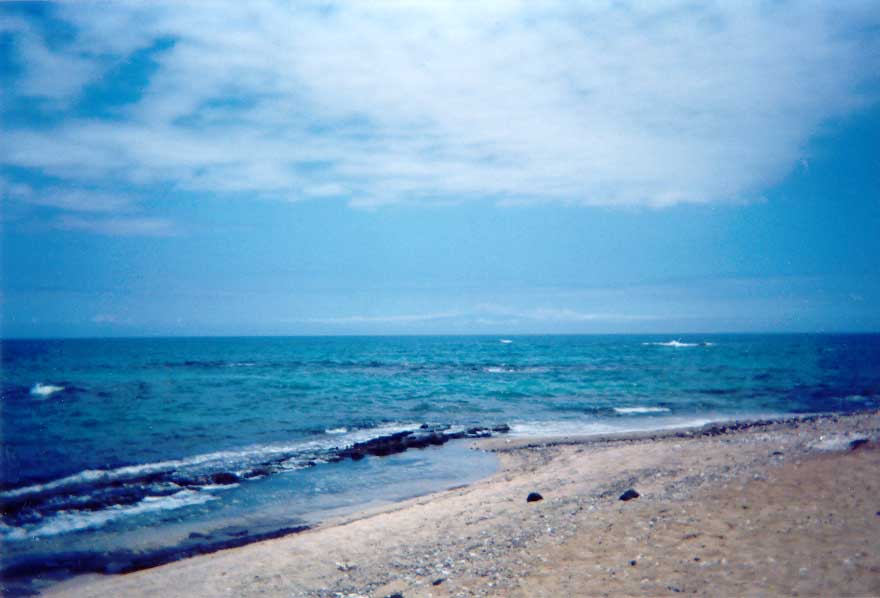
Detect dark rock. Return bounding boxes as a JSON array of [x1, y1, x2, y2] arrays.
[[385, 594, 404, 598], [619, 489, 640, 501], [210, 472, 240, 485], [331, 423, 510, 463], [630, 560, 637, 566], [466, 427, 491, 438], [432, 578, 445, 586], [849, 438, 870, 450], [526, 492, 543, 503]]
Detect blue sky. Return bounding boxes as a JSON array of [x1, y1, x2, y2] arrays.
[[1, 1, 879, 337]]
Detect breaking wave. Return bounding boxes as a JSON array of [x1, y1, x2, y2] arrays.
[[29, 383, 65, 398], [1, 490, 216, 540], [642, 340, 714, 348], [613, 406, 672, 414]]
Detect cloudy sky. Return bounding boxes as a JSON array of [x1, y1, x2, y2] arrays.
[[1, 1, 879, 337]]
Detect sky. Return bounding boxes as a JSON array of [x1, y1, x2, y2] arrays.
[[1, 1, 879, 337]]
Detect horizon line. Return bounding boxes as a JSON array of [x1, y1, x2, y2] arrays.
[[3, 331, 879, 342]]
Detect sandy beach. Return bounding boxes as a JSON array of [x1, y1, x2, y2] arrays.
[[44, 410, 880, 598]]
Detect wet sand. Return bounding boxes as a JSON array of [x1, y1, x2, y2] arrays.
[[46, 410, 880, 597]]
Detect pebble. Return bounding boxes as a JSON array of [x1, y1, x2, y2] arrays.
[[619, 489, 640, 501]]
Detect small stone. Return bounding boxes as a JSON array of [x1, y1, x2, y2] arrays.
[[619, 489, 640, 501], [630, 560, 637, 566], [432, 578, 445, 586], [527, 492, 543, 503]]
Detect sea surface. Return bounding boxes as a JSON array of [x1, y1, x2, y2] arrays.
[[1, 334, 879, 589]]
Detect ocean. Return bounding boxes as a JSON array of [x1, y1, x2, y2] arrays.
[[1, 334, 879, 590]]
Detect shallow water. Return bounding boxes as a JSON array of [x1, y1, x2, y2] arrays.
[[1, 334, 878, 587]]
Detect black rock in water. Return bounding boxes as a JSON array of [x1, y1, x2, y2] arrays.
[[849, 438, 869, 450], [334, 424, 512, 462], [242, 467, 270, 479], [526, 492, 543, 502], [466, 426, 492, 438], [619, 489, 640, 501], [210, 472, 240, 485]]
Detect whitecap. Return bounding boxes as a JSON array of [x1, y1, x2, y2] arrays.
[[613, 407, 671, 415], [194, 483, 240, 491], [30, 383, 65, 398], [325, 427, 348, 434], [642, 340, 698, 347], [484, 365, 548, 374], [499, 339, 513, 344]]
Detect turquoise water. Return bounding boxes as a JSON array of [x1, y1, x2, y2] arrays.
[[1, 334, 879, 587]]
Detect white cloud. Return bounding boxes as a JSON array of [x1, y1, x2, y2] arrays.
[[2, 180, 132, 213], [2, 1, 878, 208], [301, 305, 657, 326], [1, 16, 102, 106], [51, 215, 175, 237], [303, 311, 461, 325]]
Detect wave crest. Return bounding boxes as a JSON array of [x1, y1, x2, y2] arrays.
[[29, 383, 65, 398]]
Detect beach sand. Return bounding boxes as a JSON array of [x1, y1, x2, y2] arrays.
[[46, 411, 880, 597]]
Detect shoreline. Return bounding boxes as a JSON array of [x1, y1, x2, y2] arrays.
[[31, 409, 880, 596]]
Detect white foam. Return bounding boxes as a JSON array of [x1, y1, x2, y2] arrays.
[[325, 427, 348, 434], [510, 420, 622, 437], [614, 407, 671, 414], [642, 340, 698, 347], [499, 339, 513, 344], [810, 433, 870, 452], [509, 416, 727, 439], [194, 483, 240, 491], [643, 340, 716, 347], [0, 490, 217, 541], [30, 383, 64, 398], [483, 366, 549, 374], [0, 422, 423, 500]]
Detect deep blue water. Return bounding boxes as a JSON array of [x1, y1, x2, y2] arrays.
[[1, 334, 879, 587]]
